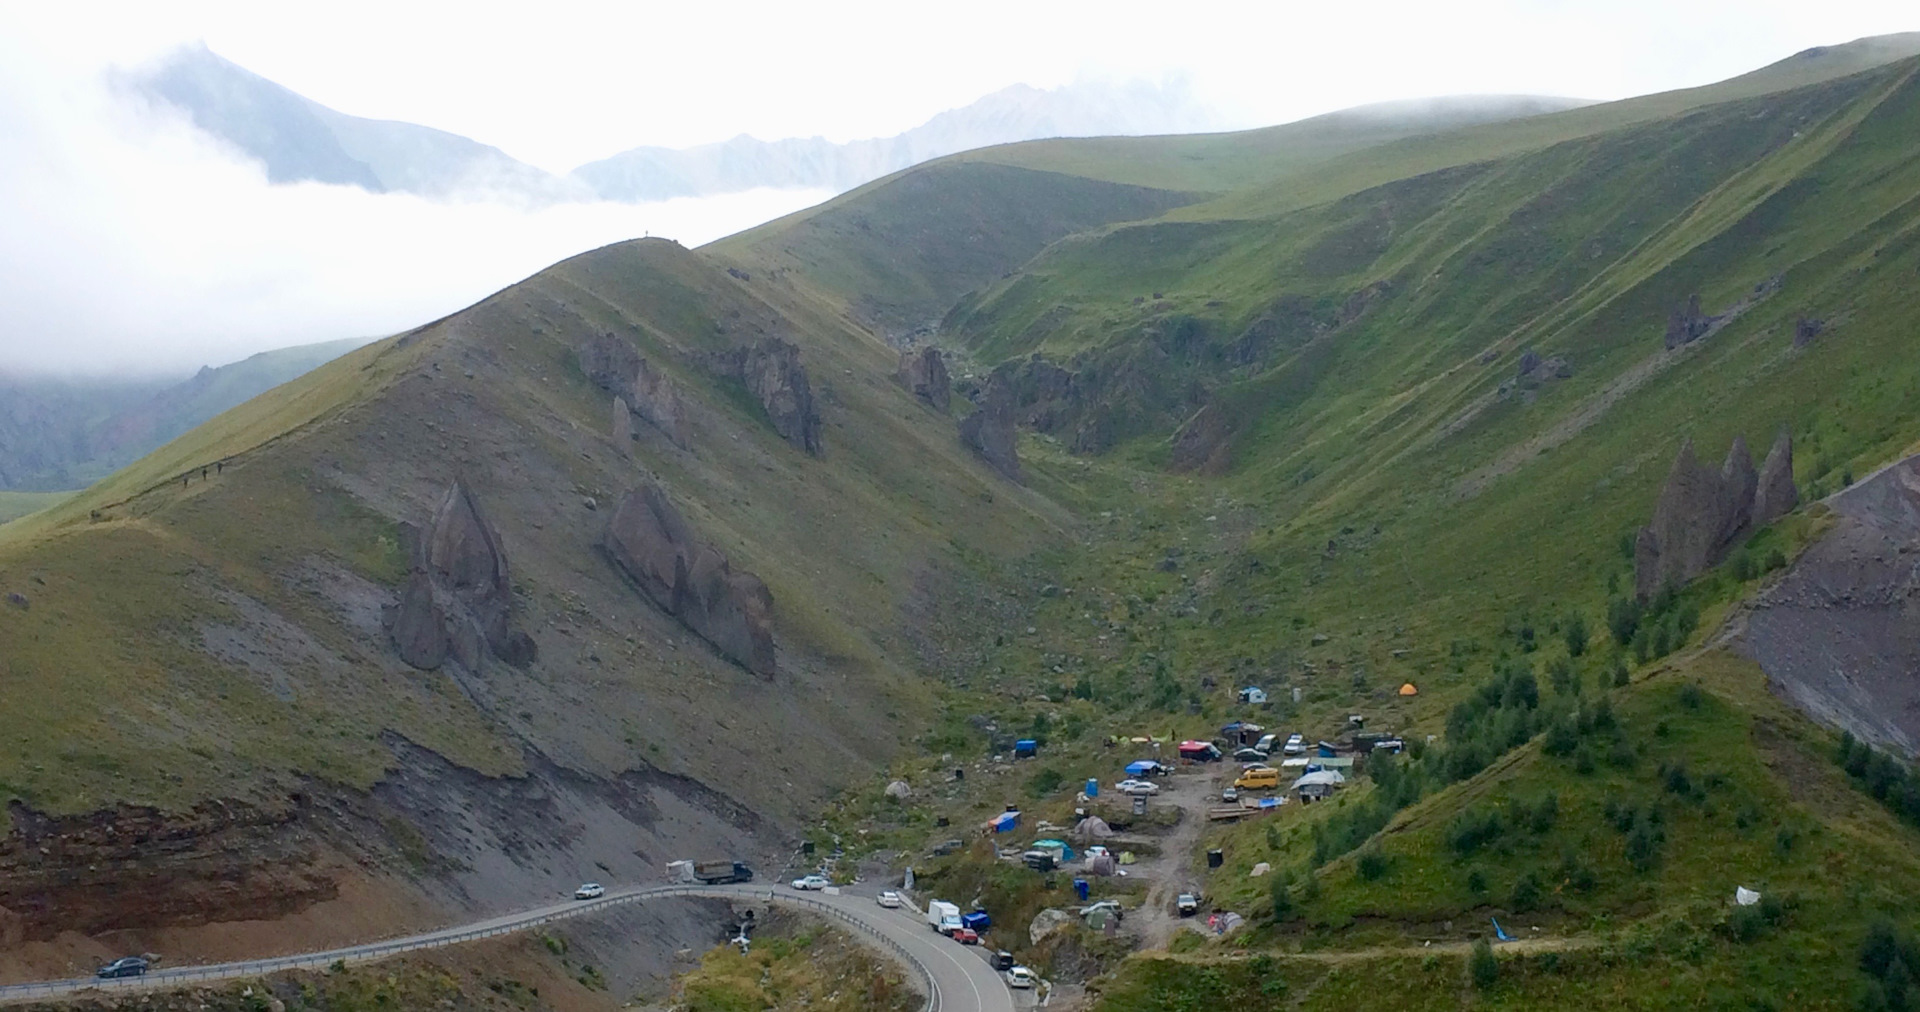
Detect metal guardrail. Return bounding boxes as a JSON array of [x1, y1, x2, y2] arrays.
[[0, 885, 941, 1012]]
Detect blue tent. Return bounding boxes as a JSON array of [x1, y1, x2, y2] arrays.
[[1125, 760, 1157, 777], [989, 811, 1020, 833]]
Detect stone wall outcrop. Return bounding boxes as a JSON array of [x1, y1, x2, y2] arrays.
[[1634, 432, 1797, 599], [387, 481, 538, 670], [959, 384, 1022, 483], [896, 345, 952, 412], [602, 482, 776, 677], [578, 334, 692, 449], [712, 338, 822, 455]]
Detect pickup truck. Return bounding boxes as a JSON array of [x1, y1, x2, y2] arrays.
[[1176, 893, 1200, 917]]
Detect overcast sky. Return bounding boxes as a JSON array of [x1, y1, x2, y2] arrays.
[[1, 0, 1914, 376]]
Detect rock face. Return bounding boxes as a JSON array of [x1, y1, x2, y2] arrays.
[[1634, 434, 1797, 599], [1169, 401, 1234, 475], [713, 339, 821, 455], [610, 395, 633, 451], [959, 385, 1022, 483], [1665, 294, 1714, 349], [578, 334, 692, 448], [388, 481, 538, 670], [896, 346, 951, 412], [603, 482, 776, 677]]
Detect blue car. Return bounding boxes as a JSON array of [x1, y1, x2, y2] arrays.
[[96, 956, 149, 979]]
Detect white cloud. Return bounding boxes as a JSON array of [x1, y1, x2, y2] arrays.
[[0, 31, 827, 376]]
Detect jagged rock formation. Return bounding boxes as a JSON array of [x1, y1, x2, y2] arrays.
[[1755, 431, 1800, 526], [388, 481, 538, 670], [711, 339, 821, 455], [896, 345, 951, 412], [1169, 401, 1233, 475], [578, 334, 692, 449], [958, 385, 1022, 482], [1665, 294, 1714, 349], [1634, 434, 1797, 599], [610, 395, 633, 451], [602, 482, 776, 677]]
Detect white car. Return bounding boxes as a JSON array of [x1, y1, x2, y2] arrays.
[[1006, 966, 1038, 989], [574, 882, 605, 900], [877, 890, 903, 908], [791, 875, 831, 891], [1283, 733, 1306, 756], [1114, 779, 1160, 796]]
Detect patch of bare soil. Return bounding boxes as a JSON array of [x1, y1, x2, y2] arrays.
[[1734, 452, 1920, 755]]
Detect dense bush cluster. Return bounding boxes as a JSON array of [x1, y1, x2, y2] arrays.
[[1836, 733, 1920, 827], [1606, 588, 1700, 664], [1858, 918, 1920, 1011]]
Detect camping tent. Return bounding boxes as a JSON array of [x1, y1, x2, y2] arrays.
[[1239, 687, 1269, 704], [1399, 683, 1419, 696], [1072, 815, 1114, 841], [988, 811, 1020, 833], [1124, 760, 1160, 777], [1289, 770, 1347, 792]]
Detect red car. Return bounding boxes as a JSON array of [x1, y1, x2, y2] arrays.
[[953, 928, 980, 945]]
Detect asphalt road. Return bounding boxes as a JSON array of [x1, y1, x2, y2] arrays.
[[0, 883, 1015, 1012]]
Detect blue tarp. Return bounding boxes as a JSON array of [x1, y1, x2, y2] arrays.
[[1014, 739, 1038, 757], [989, 811, 1020, 833], [1125, 761, 1157, 776], [962, 911, 991, 931]]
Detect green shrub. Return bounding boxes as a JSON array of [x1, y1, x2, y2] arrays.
[[1269, 876, 1294, 921], [1679, 682, 1705, 709], [1564, 612, 1589, 657], [1356, 849, 1390, 881], [1467, 869, 1488, 894], [1447, 808, 1505, 856], [1471, 938, 1499, 989], [1510, 872, 1542, 911], [1024, 768, 1065, 798]]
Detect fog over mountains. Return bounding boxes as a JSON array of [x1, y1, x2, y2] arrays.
[[129, 45, 1224, 204]]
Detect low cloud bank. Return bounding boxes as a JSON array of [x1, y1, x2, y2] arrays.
[[0, 40, 826, 378]]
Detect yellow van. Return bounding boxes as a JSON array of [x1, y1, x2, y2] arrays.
[[1234, 768, 1280, 790]]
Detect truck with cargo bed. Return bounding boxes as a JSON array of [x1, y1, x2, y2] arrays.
[[693, 860, 754, 884]]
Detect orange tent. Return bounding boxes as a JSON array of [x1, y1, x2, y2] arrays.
[[1398, 683, 1419, 696]]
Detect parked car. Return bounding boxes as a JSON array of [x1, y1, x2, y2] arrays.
[[790, 875, 831, 891], [1221, 787, 1238, 803], [1254, 733, 1278, 754], [1079, 899, 1124, 920], [991, 950, 1017, 971], [1283, 733, 1306, 755], [1006, 966, 1039, 989], [953, 927, 981, 945], [1232, 746, 1268, 762], [1176, 893, 1200, 917], [573, 882, 605, 900], [96, 957, 150, 979], [876, 890, 903, 908], [1113, 778, 1160, 796], [1234, 767, 1281, 790]]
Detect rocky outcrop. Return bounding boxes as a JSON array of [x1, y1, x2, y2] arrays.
[[611, 394, 634, 451], [712, 339, 821, 455], [1169, 401, 1234, 475], [1665, 294, 1713, 349], [1754, 431, 1799, 527], [896, 346, 951, 412], [387, 481, 538, 670], [603, 483, 776, 677], [579, 334, 693, 449], [959, 385, 1022, 483], [1634, 434, 1798, 599]]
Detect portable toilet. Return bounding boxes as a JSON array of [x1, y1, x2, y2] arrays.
[[1085, 778, 1099, 797], [1014, 739, 1038, 759]]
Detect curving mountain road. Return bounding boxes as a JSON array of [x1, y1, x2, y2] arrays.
[[0, 883, 1015, 1012]]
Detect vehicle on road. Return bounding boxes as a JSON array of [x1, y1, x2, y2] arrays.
[[953, 927, 980, 945], [1255, 733, 1278, 754], [694, 860, 755, 884], [1176, 893, 1200, 917], [1283, 733, 1305, 755], [1232, 746, 1268, 762], [876, 890, 903, 908], [1113, 778, 1160, 795], [1234, 767, 1280, 790], [1221, 787, 1238, 802], [96, 957, 149, 979], [991, 950, 1016, 971], [926, 899, 962, 933], [791, 875, 831, 891], [573, 882, 605, 900], [1006, 966, 1038, 988]]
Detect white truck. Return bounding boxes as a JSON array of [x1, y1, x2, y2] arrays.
[[925, 899, 962, 934]]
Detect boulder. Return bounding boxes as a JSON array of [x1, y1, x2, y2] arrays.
[[603, 482, 777, 677], [1030, 908, 1075, 945], [610, 395, 633, 451], [896, 346, 951, 412], [713, 339, 821, 455], [959, 387, 1022, 483], [1754, 430, 1799, 526], [388, 481, 537, 670], [1665, 294, 1713, 349]]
